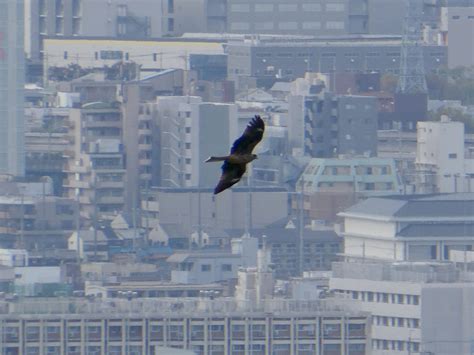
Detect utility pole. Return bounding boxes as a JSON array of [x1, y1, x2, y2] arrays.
[[197, 185, 202, 247], [144, 179, 150, 246], [19, 192, 24, 249], [93, 172, 98, 261], [299, 176, 304, 276], [75, 188, 81, 263], [245, 171, 252, 237], [132, 189, 138, 253]]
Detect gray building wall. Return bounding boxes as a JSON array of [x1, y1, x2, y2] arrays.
[[196, 103, 238, 188], [153, 187, 289, 232], [24, 0, 81, 61], [336, 95, 378, 156], [0, 0, 25, 176], [421, 284, 474, 355], [25, 0, 165, 61], [367, 0, 405, 34], [289, 93, 378, 158], [81, 0, 164, 38], [447, 7, 474, 68], [227, 42, 447, 84], [226, 0, 368, 36]]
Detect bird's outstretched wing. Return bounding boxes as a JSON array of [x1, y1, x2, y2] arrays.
[[214, 161, 246, 194], [230, 115, 265, 155]]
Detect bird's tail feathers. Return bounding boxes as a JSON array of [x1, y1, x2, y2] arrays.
[[205, 156, 228, 163]]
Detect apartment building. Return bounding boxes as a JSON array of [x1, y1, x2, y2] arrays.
[[63, 103, 126, 224], [416, 117, 474, 193], [0, 297, 370, 355], [330, 261, 474, 355], [288, 90, 378, 157], [292, 157, 401, 223], [156, 96, 239, 189], [0, 195, 75, 249]]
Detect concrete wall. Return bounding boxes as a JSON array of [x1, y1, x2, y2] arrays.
[[155, 188, 288, 232], [0, 0, 25, 176], [43, 38, 225, 70], [196, 103, 238, 188], [226, 0, 352, 36], [447, 7, 474, 68], [422, 284, 474, 355]]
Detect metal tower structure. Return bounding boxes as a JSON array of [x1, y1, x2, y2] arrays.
[[397, 0, 428, 94]]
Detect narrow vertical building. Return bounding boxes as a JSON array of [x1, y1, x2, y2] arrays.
[[0, 0, 25, 177]]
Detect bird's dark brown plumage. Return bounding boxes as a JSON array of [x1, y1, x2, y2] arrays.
[[211, 115, 265, 194]]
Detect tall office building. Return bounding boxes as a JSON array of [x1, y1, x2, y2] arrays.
[[0, 0, 25, 177]]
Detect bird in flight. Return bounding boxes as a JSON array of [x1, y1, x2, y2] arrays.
[[205, 115, 265, 194]]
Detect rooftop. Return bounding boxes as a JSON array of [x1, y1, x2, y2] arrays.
[[340, 193, 474, 221], [0, 297, 364, 318], [332, 261, 464, 284]]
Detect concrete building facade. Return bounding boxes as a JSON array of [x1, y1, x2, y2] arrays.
[[330, 261, 474, 355], [0, 298, 370, 355], [156, 96, 239, 188], [442, 6, 474, 68], [338, 193, 474, 262], [0, 0, 25, 177], [24, 0, 167, 61], [0, 195, 76, 249], [227, 38, 447, 86], [63, 103, 126, 223], [227, 0, 368, 36], [141, 187, 289, 234], [289, 91, 378, 158], [416, 118, 474, 193], [43, 37, 225, 71]]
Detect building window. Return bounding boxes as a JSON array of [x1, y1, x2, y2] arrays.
[[302, 3, 321, 11], [278, 22, 298, 30], [100, 50, 123, 60], [302, 22, 321, 29], [326, 3, 345, 11], [255, 22, 274, 30], [168, 0, 174, 13], [201, 264, 211, 271], [448, 153, 457, 159], [278, 4, 297, 11], [231, 22, 250, 31], [168, 18, 174, 32], [255, 4, 274, 12], [231, 4, 250, 12], [56, 18, 64, 34], [222, 264, 232, 272], [326, 21, 344, 30]]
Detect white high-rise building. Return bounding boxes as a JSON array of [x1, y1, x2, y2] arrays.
[[0, 0, 25, 177], [416, 116, 474, 193], [156, 96, 239, 188]]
